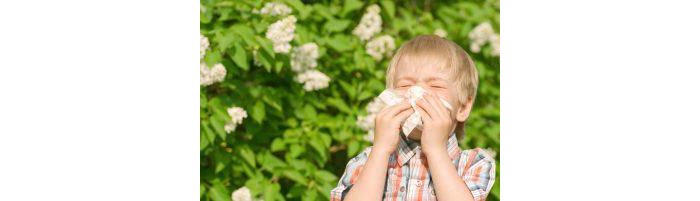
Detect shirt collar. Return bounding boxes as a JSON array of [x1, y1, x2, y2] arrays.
[[394, 131, 461, 166]]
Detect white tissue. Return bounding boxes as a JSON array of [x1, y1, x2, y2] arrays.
[[378, 86, 453, 138]]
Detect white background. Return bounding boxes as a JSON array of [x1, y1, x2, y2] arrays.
[[0, 0, 699, 200]]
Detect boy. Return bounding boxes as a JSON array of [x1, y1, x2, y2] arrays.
[[330, 35, 496, 201]]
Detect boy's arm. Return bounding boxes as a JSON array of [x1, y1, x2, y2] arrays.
[[417, 94, 492, 201], [343, 100, 413, 201], [425, 148, 476, 201], [342, 149, 392, 201]]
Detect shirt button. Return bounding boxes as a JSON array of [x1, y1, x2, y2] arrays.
[[400, 186, 405, 192], [415, 180, 423, 187]]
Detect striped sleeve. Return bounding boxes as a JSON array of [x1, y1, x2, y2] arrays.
[[330, 147, 372, 201], [457, 148, 496, 201]]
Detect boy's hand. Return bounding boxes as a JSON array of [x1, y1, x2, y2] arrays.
[[415, 93, 457, 157], [373, 100, 414, 155]]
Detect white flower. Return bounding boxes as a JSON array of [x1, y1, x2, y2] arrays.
[[290, 43, 319, 73], [259, 2, 292, 16], [200, 62, 227, 86], [356, 114, 376, 131], [210, 63, 227, 82], [266, 16, 297, 54], [294, 70, 330, 91], [434, 28, 447, 38], [489, 34, 500, 56], [468, 22, 497, 53], [366, 97, 386, 114], [352, 4, 382, 42], [365, 35, 395, 60], [225, 107, 248, 133], [364, 130, 375, 142], [231, 187, 252, 201], [200, 34, 209, 60]]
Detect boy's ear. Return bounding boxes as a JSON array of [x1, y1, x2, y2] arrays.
[[456, 98, 474, 122]]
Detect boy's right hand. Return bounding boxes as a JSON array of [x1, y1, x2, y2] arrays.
[[373, 100, 414, 155]]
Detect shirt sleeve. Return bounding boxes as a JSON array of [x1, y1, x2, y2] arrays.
[[457, 148, 497, 201], [330, 147, 372, 201]]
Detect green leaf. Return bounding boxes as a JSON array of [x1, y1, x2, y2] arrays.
[[251, 101, 265, 124], [208, 181, 231, 201], [271, 138, 285, 152], [254, 36, 275, 59], [208, 117, 227, 139], [323, 19, 351, 33], [341, 0, 363, 17], [326, 35, 352, 52], [261, 152, 287, 170], [202, 121, 216, 143], [302, 189, 319, 201], [283, 169, 308, 184], [289, 144, 304, 158], [309, 136, 327, 161], [357, 90, 374, 101], [326, 98, 352, 114], [380, 0, 395, 18], [230, 43, 249, 71], [214, 32, 236, 52], [284, 0, 311, 19], [338, 80, 357, 99], [200, 94, 207, 108], [301, 104, 316, 120], [231, 24, 256, 45], [239, 146, 256, 167], [315, 170, 338, 182], [347, 140, 360, 157], [200, 132, 210, 150], [200, 184, 205, 198]]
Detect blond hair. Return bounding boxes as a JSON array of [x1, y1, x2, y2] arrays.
[[385, 35, 479, 140]]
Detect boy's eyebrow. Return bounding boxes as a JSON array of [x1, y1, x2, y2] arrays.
[[425, 77, 448, 83], [396, 76, 448, 83], [396, 76, 416, 82]]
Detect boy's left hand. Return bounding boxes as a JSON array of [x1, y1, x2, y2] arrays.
[[414, 93, 457, 157]]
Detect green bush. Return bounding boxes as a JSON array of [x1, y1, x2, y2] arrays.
[[200, 0, 499, 200]]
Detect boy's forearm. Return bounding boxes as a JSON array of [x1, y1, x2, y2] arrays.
[[425, 149, 475, 201], [344, 150, 391, 201]]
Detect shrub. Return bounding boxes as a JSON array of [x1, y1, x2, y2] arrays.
[[200, 0, 499, 200]]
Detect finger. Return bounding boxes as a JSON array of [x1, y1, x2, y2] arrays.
[[417, 97, 439, 120], [416, 100, 433, 122], [392, 107, 414, 125], [425, 94, 448, 119], [387, 100, 412, 116]]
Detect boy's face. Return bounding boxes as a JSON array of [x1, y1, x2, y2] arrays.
[[393, 56, 472, 141]]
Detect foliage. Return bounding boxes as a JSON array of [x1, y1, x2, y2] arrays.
[[200, 0, 500, 200]]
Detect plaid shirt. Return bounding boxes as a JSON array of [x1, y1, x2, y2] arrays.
[[330, 133, 496, 201]]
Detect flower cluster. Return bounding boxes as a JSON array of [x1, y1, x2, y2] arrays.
[[294, 70, 330, 91], [200, 34, 209, 59], [231, 187, 262, 201], [365, 35, 396, 61], [266, 15, 297, 53], [224, 107, 248, 133], [290, 43, 319, 73], [258, 2, 292, 16], [356, 97, 388, 142], [434, 28, 448, 38], [468, 22, 500, 56], [352, 4, 382, 42], [200, 62, 227, 86]]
